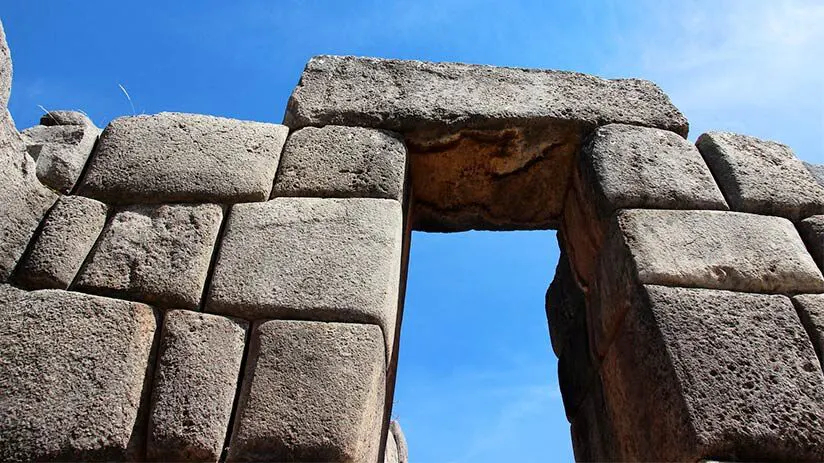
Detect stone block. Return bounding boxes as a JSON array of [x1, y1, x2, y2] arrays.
[[696, 131, 824, 221], [600, 284, 824, 461], [547, 245, 588, 358], [791, 294, 824, 367], [147, 310, 247, 463], [570, 378, 619, 462], [0, 20, 10, 108], [206, 197, 402, 351], [226, 320, 386, 462], [0, 284, 157, 462], [21, 117, 100, 193], [15, 195, 109, 289], [384, 427, 398, 463], [284, 56, 688, 231], [40, 110, 94, 127], [592, 209, 824, 356], [272, 125, 407, 201], [77, 112, 289, 204], [75, 203, 223, 310], [797, 215, 824, 271], [388, 420, 408, 463]]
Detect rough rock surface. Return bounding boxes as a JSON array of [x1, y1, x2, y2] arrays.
[[696, 131, 824, 221], [384, 426, 398, 463], [0, 21, 10, 108], [571, 379, 619, 462], [77, 112, 289, 204], [21, 113, 101, 193], [284, 56, 688, 231], [148, 310, 247, 463], [797, 215, 824, 272], [40, 110, 94, 127], [388, 421, 408, 463], [75, 203, 223, 310], [206, 197, 402, 351], [601, 285, 824, 461], [15, 195, 108, 289], [791, 294, 824, 367], [226, 320, 386, 462], [272, 125, 407, 201], [0, 285, 157, 462]]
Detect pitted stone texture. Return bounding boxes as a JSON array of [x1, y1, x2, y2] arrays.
[[75, 203, 223, 310], [77, 112, 288, 204], [272, 125, 407, 201], [804, 161, 824, 188], [601, 285, 824, 461], [226, 320, 386, 462], [696, 131, 824, 221], [284, 56, 688, 136], [15, 195, 108, 289], [0, 285, 157, 462], [0, 21, 10, 108], [285, 56, 687, 231], [21, 123, 100, 192], [40, 110, 94, 127], [0, 110, 58, 282], [206, 197, 402, 351], [791, 294, 824, 368], [582, 123, 727, 213], [797, 215, 824, 272], [148, 310, 247, 463]]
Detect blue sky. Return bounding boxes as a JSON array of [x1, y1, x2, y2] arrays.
[[3, 1, 823, 461]]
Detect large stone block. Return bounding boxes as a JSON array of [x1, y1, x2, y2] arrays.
[[226, 320, 386, 462], [206, 197, 402, 351], [272, 125, 407, 201], [797, 215, 824, 272], [75, 203, 223, 310], [77, 112, 289, 204], [40, 110, 94, 127], [284, 56, 687, 231], [21, 114, 101, 193], [591, 209, 824, 357], [696, 131, 824, 221], [791, 294, 824, 367], [570, 378, 619, 462], [147, 310, 247, 463], [16, 195, 109, 289], [600, 285, 824, 461], [0, 285, 157, 462]]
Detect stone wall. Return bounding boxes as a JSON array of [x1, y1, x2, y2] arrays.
[[2, 17, 824, 462]]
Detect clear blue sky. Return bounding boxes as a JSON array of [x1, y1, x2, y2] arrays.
[[3, 2, 823, 462]]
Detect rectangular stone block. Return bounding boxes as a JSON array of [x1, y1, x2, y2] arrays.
[[696, 131, 824, 221], [21, 116, 100, 193], [226, 320, 386, 462], [600, 285, 824, 461], [15, 195, 108, 289], [206, 197, 403, 352], [272, 125, 407, 201], [75, 203, 223, 310], [77, 112, 288, 204], [0, 285, 157, 462], [791, 294, 824, 367], [797, 215, 824, 272], [591, 209, 824, 356], [148, 310, 247, 463], [285, 56, 688, 231]]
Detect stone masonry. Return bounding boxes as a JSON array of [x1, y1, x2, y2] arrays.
[[3, 16, 824, 462]]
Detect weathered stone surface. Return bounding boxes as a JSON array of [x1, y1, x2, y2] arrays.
[[21, 123, 100, 192], [0, 284, 157, 462], [0, 21, 10, 108], [15, 195, 108, 289], [547, 244, 588, 358], [40, 110, 94, 127], [226, 320, 386, 462], [601, 285, 824, 461], [75, 203, 223, 310], [570, 378, 619, 462], [206, 197, 402, 351], [148, 310, 247, 463], [791, 294, 824, 367], [77, 112, 289, 204], [0, 110, 58, 282], [285, 56, 687, 231], [384, 427, 398, 463], [272, 125, 407, 201], [797, 215, 824, 272], [388, 420, 408, 463], [696, 131, 824, 221], [591, 209, 824, 356]]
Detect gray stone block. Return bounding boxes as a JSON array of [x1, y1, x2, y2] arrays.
[[206, 197, 402, 351], [0, 20, 10, 108], [797, 215, 824, 271], [0, 110, 58, 282], [226, 320, 386, 462], [40, 110, 94, 127], [0, 284, 157, 462], [21, 123, 101, 193], [384, 426, 398, 463], [75, 203, 224, 310], [791, 294, 824, 367], [581, 123, 728, 214], [272, 125, 407, 201], [148, 310, 247, 463], [600, 285, 824, 461], [284, 56, 688, 136], [696, 131, 824, 221], [389, 421, 408, 463], [77, 112, 288, 204], [16, 195, 109, 289]]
